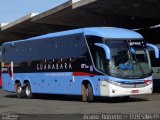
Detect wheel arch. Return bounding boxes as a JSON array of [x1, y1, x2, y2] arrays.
[[23, 79, 32, 89], [15, 79, 21, 85], [81, 79, 95, 96], [23, 79, 30, 85]]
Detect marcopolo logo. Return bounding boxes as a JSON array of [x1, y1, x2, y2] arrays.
[[129, 42, 141, 46]]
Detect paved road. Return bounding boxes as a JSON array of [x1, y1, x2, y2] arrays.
[[0, 88, 160, 120]]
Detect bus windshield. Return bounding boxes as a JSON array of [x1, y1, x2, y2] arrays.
[[105, 39, 152, 79]]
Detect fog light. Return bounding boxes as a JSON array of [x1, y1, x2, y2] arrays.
[[112, 89, 115, 93]]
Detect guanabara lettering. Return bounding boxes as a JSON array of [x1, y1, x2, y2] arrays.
[[36, 62, 72, 71]]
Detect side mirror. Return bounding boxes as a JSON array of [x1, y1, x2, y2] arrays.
[[94, 43, 111, 60], [147, 43, 159, 59]]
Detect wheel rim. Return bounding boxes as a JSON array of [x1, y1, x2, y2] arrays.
[[17, 86, 22, 94], [26, 86, 31, 96]]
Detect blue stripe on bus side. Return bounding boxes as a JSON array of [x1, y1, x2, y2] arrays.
[[2, 72, 102, 96], [2, 72, 151, 96]]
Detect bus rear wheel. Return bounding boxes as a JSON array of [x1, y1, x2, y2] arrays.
[[82, 82, 94, 102], [15, 83, 25, 98], [25, 82, 33, 99]]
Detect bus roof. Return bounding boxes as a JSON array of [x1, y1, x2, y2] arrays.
[[4, 27, 143, 44], [30, 27, 143, 40]]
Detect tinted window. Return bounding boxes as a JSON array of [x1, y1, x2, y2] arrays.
[[2, 34, 88, 63]]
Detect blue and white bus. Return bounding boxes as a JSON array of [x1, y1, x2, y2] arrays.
[[1, 27, 159, 102]]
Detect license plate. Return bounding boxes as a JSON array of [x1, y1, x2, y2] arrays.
[[131, 90, 139, 94]]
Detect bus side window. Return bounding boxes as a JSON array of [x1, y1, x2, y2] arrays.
[[94, 46, 106, 73]]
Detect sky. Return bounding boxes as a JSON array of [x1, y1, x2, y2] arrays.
[[0, 0, 68, 23]]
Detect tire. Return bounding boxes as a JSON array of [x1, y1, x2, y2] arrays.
[[15, 83, 25, 98], [25, 82, 33, 99], [82, 82, 94, 102], [82, 83, 87, 102], [87, 83, 94, 102]]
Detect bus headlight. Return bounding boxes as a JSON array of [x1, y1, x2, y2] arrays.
[[108, 80, 121, 86]]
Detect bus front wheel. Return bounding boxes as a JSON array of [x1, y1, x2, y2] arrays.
[[82, 82, 94, 102], [25, 82, 33, 99]]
